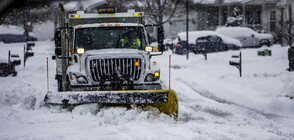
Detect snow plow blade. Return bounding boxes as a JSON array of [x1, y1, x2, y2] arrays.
[[44, 90, 179, 117]]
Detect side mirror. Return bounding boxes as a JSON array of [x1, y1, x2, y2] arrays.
[[157, 26, 164, 52], [54, 29, 61, 48], [55, 48, 62, 56]]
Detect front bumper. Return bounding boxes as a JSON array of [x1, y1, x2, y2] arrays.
[[44, 90, 169, 104], [69, 83, 162, 91]]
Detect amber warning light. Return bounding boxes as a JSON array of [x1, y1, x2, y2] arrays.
[[98, 8, 115, 13]]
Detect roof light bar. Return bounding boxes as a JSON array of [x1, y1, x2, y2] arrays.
[[70, 14, 80, 18], [98, 8, 115, 13], [133, 13, 143, 16]]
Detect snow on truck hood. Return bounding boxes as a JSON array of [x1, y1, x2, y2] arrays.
[[84, 48, 145, 55]]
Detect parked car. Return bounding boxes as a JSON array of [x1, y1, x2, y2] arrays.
[[215, 27, 274, 48], [0, 25, 37, 43], [173, 31, 242, 54], [164, 39, 173, 50], [0, 34, 37, 43], [194, 35, 228, 53]]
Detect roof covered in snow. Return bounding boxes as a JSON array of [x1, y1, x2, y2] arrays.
[[193, 0, 252, 5], [192, 0, 286, 5], [0, 25, 36, 37], [276, 0, 289, 7], [0, 25, 24, 35]]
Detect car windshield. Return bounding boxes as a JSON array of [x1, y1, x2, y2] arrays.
[[75, 26, 146, 50]]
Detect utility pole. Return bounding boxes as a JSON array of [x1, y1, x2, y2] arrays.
[[186, 0, 189, 60]]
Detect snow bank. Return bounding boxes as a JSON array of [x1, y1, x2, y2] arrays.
[[0, 41, 293, 139]]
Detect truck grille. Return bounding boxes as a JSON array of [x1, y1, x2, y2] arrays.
[[89, 58, 142, 82]]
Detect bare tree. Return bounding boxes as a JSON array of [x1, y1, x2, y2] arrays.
[[0, 3, 54, 41], [278, 3, 294, 47], [132, 0, 180, 25]]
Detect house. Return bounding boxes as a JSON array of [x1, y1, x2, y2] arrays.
[[164, 0, 293, 40]]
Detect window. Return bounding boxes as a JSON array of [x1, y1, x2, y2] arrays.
[[270, 10, 276, 31], [74, 26, 146, 50]]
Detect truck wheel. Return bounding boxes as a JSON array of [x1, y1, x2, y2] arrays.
[[57, 77, 71, 91], [57, 80, 63, 91], [65, 76, 72, 91]]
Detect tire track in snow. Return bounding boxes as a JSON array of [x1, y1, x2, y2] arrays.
[[176, 78, 287, 119], [174, 79, 294, 139]]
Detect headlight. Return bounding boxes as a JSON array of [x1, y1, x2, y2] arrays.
[[77, 48, 85, 54], [145, 46, 152, 52], [145, 74, 154, 82], [70, 73, 88, 84], [144, 72, 160, 82], [77, 76, 88, 83]]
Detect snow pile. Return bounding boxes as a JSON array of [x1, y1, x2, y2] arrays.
[[0, 42, 25, 63]]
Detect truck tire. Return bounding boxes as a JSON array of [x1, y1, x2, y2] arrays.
[[65, 76, 72, 91], [57, 80, 63, 91], [57, 76, 71, 91]]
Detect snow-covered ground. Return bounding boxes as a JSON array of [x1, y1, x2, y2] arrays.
[[0, 41, 294, 139]]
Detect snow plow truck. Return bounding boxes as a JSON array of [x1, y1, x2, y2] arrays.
[[44, 4, 179, 118]]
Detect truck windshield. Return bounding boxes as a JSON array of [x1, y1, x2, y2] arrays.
[[75, 26, 147, 50]]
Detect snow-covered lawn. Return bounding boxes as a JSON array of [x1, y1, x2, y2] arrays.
[[0, 41, 293, 139]]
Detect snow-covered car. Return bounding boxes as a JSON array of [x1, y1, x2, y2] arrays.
[[0, 34, 37, 43], [0, 25, 37, 43], [173, 31, 242, 54], [194, 35, 228, 53], [215, 27, 274, 48], [164, 39, 173, 50]]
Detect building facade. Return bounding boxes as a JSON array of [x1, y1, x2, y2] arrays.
[[164, 0, 293, 40]]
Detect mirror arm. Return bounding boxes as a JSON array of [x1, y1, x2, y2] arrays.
[[52, 56, 72, 60]]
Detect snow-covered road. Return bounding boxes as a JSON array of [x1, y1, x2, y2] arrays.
[[0, 41, 293, 139]]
